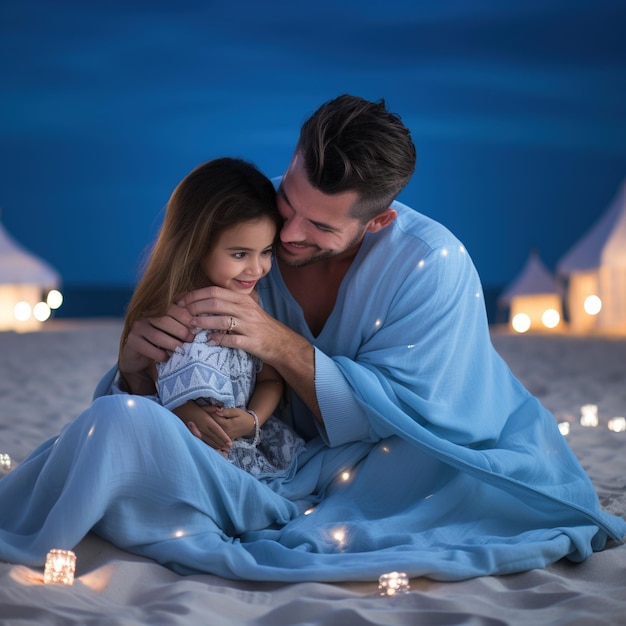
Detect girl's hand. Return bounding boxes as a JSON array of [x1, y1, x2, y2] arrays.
[[183, 404, 232, 453], [201, 406, 257, 441]]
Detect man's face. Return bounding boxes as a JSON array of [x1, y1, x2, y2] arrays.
[[275, 152, 367, 268]]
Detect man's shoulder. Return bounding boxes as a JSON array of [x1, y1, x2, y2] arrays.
[[387, 200, 461, 251]]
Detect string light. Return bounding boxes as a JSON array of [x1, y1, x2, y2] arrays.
[[330, 527, 347, 548]]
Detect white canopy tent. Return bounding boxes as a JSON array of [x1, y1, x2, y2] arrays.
[[0, 219, 61, 331], [498, 249, 563, 332], [557, 180, 626, 334]]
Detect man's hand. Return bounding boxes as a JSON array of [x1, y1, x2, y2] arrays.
[[181, 286, 323, 423], [181, 286, 299, 366], [119, 303, 195, 395]]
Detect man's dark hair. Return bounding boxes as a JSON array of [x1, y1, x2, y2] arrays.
[[297, 94, 416, 221]]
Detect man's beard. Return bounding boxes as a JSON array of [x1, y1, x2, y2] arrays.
[[276, 243, 336, 268], [276, 226, 367, 269]]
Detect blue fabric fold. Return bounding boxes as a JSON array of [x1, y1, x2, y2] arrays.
[[1, 201, 624, 582]]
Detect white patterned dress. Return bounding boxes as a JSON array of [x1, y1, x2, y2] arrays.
[[157, 330, 304, 477]]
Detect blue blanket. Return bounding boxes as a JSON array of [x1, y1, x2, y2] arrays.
[[1, 202, 624, 581]]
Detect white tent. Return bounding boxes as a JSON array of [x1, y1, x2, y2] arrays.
[[0, 219, 61, 331], [498, 249, 563, 332], [557, 179, 626, 334]]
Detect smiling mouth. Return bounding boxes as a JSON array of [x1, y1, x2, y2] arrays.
[[235, 279, 257, 288], [282, 241, 311, 252]]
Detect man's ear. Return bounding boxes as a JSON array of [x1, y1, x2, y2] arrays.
[[365, 208, 397, 233]]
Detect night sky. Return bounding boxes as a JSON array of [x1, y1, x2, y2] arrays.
[[1, 0, 625, 293]]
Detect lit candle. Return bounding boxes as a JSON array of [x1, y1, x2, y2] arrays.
[[44, 549, 77, 585], [608, 417, 626, 433], [580, 404, 599, 428], [378, 571, 410, 596], [0, 453, 12, 473], [558, 421, 571, 436]]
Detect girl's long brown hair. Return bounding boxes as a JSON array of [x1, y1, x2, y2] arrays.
[[119, 157, 280, 359]]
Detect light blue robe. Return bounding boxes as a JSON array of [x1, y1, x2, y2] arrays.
[[0, 202, 624, 582]]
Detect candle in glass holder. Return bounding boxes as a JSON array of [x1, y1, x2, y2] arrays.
[[0, 453, 12, 473], [557, 421, 571, 436], [608, 417, 626, 433], [378, 571, 410, 596], [580, 404, 599, 428], [44, 549, 77, 585]]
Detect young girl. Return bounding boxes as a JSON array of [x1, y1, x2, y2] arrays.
[[120, 157, 304, 477]]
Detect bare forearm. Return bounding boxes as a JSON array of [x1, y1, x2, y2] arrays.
[[265, 334, 322, 424], [172, 401, 205, 426], [119, 360, 158, 396], [248, 378, 284, 426], [118, 306, 195, 396], [119, 370, 157, 396]]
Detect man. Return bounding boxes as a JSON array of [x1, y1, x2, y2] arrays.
[[110, 94, 624, 579], [119, 94, 413, 448]]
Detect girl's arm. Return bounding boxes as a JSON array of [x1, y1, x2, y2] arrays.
[[247, 362, 284, 427], [206, 363, 284, 442]]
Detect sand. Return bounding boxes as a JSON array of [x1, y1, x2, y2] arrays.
[[0, 320, 624, 625]]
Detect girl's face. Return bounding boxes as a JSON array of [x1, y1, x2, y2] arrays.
[[201, 216, 276, 294]]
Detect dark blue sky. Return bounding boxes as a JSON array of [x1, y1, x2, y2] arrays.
[[1, 0, 625, 290]]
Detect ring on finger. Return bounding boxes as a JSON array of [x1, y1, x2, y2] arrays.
[[227, 316, 238, 333]]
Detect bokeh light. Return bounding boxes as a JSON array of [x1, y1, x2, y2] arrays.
[[583, 295, 602, 316], [512, 313, 531, 333], [13, 301, 31, 322]]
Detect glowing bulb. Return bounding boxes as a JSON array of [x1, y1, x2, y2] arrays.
[[33, 302, 51, 322], [13, 301, 31, 321], [331, 528, 346, 546], [340, 471, 351, 482], [608, 417, 626, 433], [558, 422, 571, 436], [47, 289, 63, 309], [542, 308, 560, 329], [511, 313, 531, 333], [584, 295, 602, 316]]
